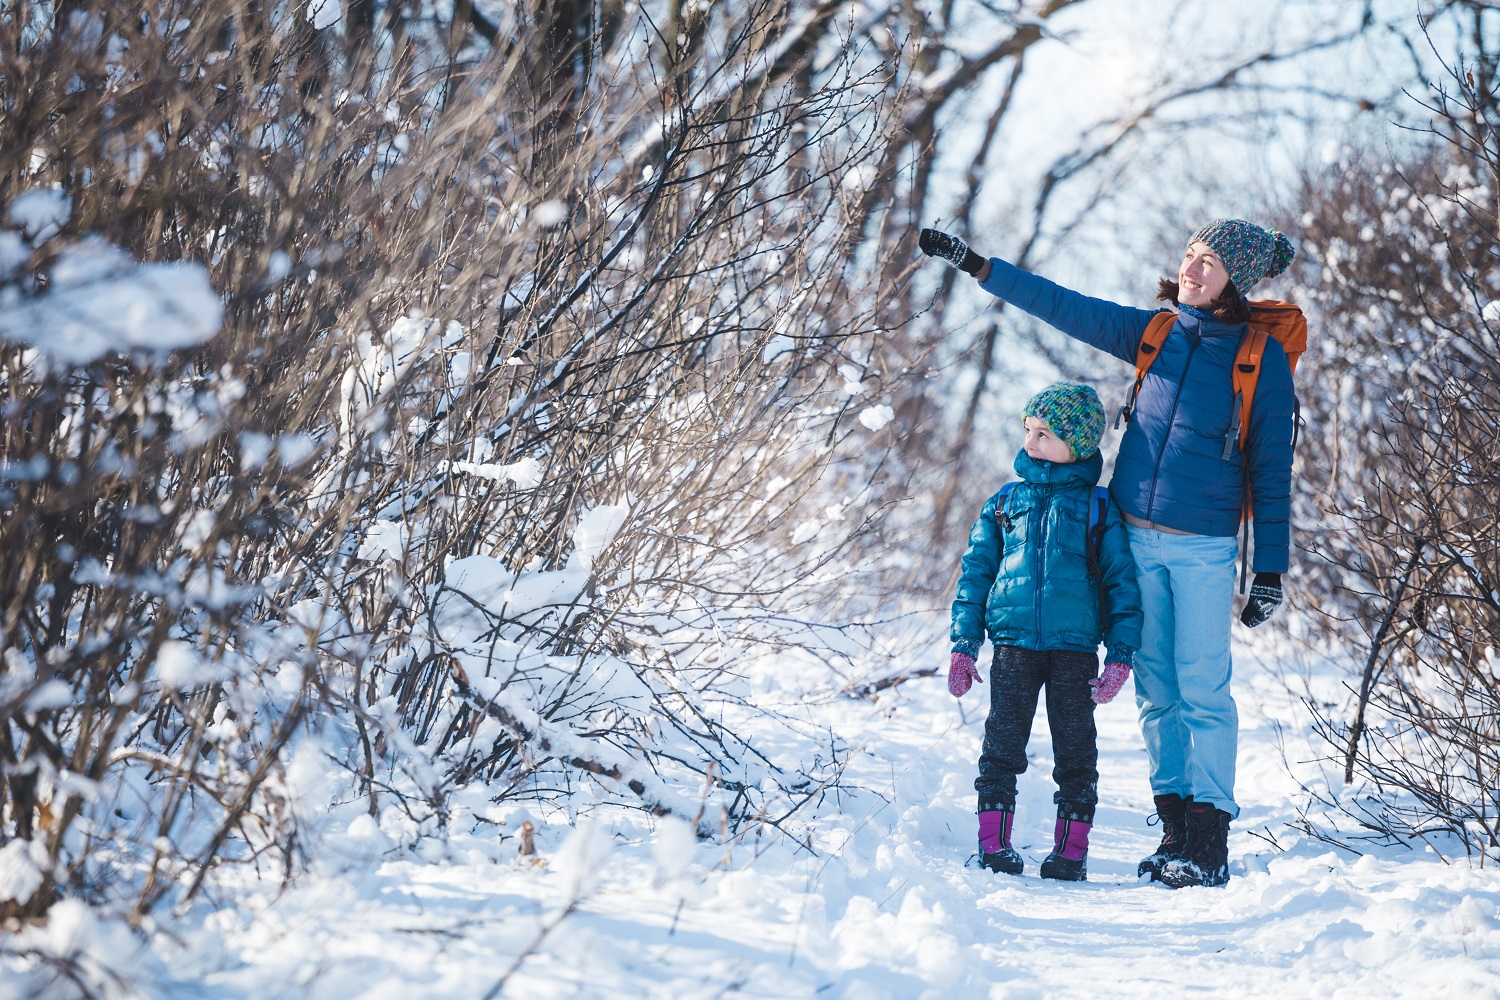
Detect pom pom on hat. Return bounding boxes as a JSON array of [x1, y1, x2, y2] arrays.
[[1189, 219, 1297, 294], [1022, 381, 1105, 461]]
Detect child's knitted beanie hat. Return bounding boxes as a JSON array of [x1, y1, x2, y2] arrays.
[[1189, 219, 1296, 295], [1022, 381, 1105, 461]]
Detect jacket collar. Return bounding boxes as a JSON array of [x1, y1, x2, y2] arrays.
[[1174, 306, 1247, 340], [1013, 448, 1103, 486]]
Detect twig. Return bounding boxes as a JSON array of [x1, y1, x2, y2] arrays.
[[1345, 542, 1423, 783]]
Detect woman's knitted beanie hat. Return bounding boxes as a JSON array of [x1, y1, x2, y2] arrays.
[[1023, 381, 1106, 461], [1189, 219, 1296, 294]]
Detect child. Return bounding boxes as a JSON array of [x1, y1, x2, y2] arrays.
[[948, 381, 1143, 881]]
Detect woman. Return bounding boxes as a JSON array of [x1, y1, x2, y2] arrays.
[[920, 220, 1296, 888]]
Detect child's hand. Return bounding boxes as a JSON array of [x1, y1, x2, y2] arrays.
[[948, 652, 983, 698], [1089, 661, 1132, 704]]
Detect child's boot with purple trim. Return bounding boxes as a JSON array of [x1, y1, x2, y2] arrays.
[[977, 808, 1024, 875], [1039, 809, 1091, 881]]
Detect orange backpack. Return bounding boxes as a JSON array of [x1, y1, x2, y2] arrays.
[[1120, 301, 1307, 458]]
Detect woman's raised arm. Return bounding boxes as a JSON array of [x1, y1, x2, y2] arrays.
[[918, 228, 1159, 365]]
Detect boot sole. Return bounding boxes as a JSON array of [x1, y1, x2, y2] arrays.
[[1159, 863, 1229, 889], [978, 850, 1024, 876], [1039, 857, 1087, 881]]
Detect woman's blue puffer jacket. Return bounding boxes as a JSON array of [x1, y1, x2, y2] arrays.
[[979, 258, 1296, 573], [951, 450, 1143, 654]]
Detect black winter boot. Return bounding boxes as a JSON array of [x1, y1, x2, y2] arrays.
[[1159, 801, 1231, 888], [1136, 793, 1191, 880]]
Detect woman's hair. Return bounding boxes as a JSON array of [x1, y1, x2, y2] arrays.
[[1156, 278, 1252, 324]]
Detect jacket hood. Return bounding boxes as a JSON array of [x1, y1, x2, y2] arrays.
[[1012, 448, 1103, 486]]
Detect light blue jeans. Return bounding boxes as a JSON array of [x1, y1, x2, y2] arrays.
[[1126, 525, 1240, 819]]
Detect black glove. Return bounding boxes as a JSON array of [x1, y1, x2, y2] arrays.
[[1240, 572, 1283, 628], [918, 228, 986, 275]]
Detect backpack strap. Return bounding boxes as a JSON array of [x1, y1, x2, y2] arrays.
[[1086, 486, 1109, 579], [997, 481, 1019, 531], [1225, 327, 1270, 458], [1116, 311, 1176, 429], [1228, 331, 1270, 590]]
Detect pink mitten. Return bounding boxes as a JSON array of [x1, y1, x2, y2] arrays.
[[948, 652, 983, 698], [1089, 661, 1131, 704]]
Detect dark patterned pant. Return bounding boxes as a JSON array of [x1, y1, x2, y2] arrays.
[[974, 645, 1098, 822]]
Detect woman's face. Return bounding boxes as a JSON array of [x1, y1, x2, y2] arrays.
[[1178, 241, 1230, 308]]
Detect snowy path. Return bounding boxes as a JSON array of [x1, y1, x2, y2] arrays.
[[10, 643, 1500, 998]]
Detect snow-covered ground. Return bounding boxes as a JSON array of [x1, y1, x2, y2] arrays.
[[6, 624, 1499, 999]]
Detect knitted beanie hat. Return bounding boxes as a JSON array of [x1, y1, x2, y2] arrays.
[[1189, 219, 1296, 294], [1022, 381, 1106, 461]]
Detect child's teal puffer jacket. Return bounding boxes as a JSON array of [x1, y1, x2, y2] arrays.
[[951, 449, 1142, 654]]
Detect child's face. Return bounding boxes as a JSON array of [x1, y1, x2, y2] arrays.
[[1024, 416, 1075, 464]]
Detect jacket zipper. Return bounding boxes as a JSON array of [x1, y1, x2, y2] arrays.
[[1033, 482, 1051, 642], [1144, 333, 1201, 521]]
